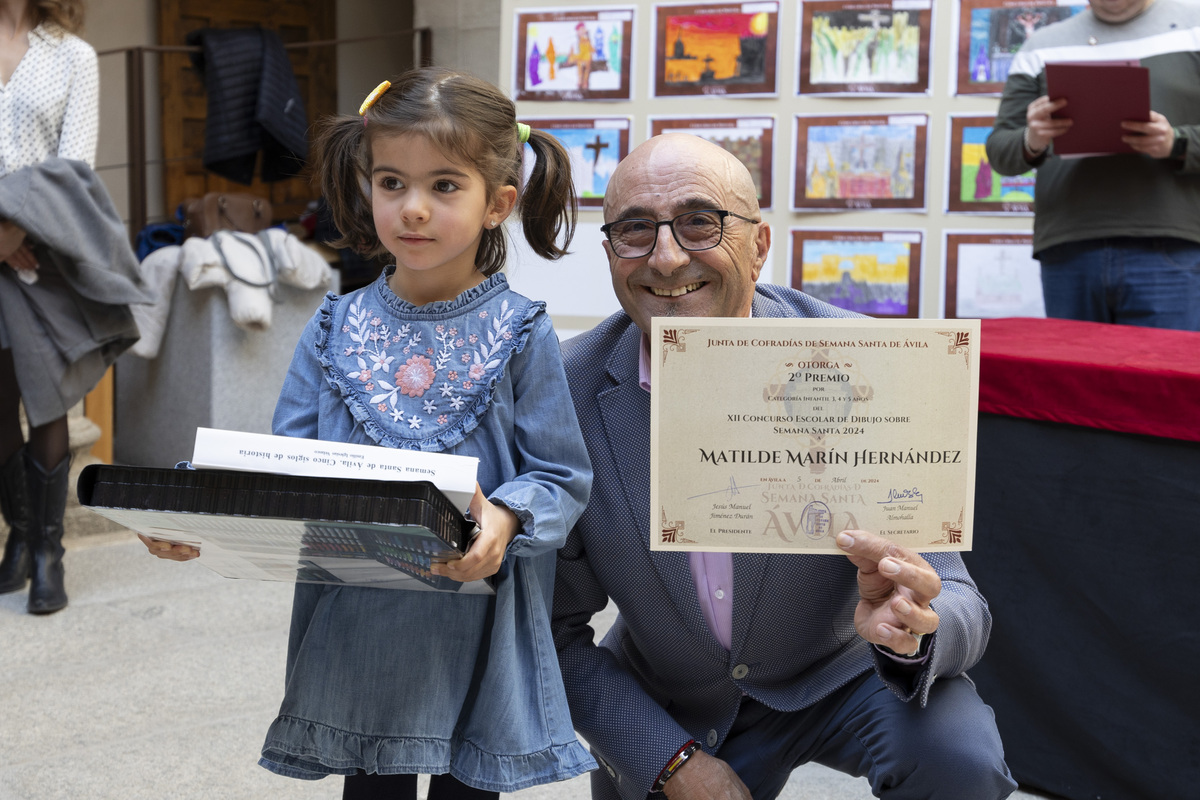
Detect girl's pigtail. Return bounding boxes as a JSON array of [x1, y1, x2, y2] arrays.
[[519, 128, 578, 261], [308, 115, 379, 256]]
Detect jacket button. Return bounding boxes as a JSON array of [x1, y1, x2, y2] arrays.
[[707, 729, 718, 747], [731, 664, 749, 679]]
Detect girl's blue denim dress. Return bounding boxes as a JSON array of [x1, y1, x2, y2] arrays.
[[257, 271, 595, 791]]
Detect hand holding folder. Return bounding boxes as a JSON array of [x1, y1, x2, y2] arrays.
[[1044, 62, 1150, 157]]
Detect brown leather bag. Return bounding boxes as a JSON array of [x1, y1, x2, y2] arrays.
[[182, 193, 273, 238]]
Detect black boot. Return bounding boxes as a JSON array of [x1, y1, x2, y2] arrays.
[[0, 447, 33, 594], [25, 453, 69, 614]]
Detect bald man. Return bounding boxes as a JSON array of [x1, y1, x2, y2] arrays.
[[552, 135, 1015, 800]]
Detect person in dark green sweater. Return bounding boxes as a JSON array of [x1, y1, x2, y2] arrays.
[[986, 0, 1200, 331]]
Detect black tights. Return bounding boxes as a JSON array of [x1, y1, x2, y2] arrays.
[[342, 772, 499, 800], [0, 347, 69, 471]]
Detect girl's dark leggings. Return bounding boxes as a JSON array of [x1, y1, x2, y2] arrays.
[[342, 771, 499, 800]]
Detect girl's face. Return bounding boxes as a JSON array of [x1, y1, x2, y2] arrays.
[[370, 133, 515, 303]]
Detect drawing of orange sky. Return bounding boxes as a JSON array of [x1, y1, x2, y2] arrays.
[[665, 12, 769, 81]]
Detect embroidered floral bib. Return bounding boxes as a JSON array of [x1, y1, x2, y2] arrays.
[[318, 272, 541, 451]]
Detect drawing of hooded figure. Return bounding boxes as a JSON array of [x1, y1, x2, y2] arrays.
[[974, 155, 994, 200], [528, 41, 542, 86]]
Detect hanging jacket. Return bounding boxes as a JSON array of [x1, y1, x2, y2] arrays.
[[186, 27, 309, 184]]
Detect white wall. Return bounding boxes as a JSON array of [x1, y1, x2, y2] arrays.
[[415, 0, 502, 81]]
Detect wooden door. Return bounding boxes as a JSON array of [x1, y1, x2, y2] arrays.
[[158, 0, 336, 222]]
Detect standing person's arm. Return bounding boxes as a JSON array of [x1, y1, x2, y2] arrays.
[[56, 38, 99, 166], [986, 58, 1061, 175]]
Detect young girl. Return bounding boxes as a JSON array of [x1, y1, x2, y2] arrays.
[[143, 67, 594, 798]]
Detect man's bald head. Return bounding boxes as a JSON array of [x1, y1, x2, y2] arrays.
[[603, 134, 760, 222]]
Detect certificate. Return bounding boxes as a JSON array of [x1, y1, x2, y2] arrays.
[[650, 318, 979, 553]]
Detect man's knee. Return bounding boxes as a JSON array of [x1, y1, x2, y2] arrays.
[[880, 677, 1015, 800]]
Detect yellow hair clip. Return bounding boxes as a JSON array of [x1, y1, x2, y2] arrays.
[[516, 122, 531, 144], [359, 80, 391, 116]]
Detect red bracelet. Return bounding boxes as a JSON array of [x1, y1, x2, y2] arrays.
[[651, 739, 701, 792]]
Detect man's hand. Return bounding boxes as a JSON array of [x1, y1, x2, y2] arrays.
[[836, 530, 940, 656], [662, 751, 752, 800], [1122, 111, 1176, 159], [1024, 95, 1072, 157], [431, 484, 518, 583]]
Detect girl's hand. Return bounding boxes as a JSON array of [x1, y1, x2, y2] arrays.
[[432, 485, 519, 583], [137, 533, 201, 561]]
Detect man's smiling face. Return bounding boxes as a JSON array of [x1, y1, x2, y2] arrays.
[[602, 134, 770, 333]]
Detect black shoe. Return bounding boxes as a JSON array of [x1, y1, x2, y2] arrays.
[[0, 448, 33, 594], [25, 453, 69, 615]]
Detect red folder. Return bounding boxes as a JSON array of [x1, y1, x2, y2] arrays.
[[1044, 62, 1150, 157]]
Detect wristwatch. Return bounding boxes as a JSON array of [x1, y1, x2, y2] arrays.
[[1171, 127, 1187, 160]]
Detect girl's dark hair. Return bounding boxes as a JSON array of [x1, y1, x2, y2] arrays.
[[33, 0, 86, 33], [310, 67, 577, 276]]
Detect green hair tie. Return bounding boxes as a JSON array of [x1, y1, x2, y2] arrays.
[[516, 122, 531, 144]]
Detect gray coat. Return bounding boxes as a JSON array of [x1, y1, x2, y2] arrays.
[[0, 158, 149, 425]]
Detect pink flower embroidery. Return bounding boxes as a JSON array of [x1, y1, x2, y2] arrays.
[[358, 372, 371, 383], [469, 363, 486, 381], [437, 415, 448, 425], [395, 355, 436, 398], [468, 334, 479, 344], [455, 338, 465, 348], [448, 371, 458, 381], [377, 403, 387, 412], [436, 324, 445, 333], [365, 382, 374, 392], [478, 311, 488, 319], [426, 347, 434, 356], [460, 353, 471, 364], [462, 381, 473, 389]]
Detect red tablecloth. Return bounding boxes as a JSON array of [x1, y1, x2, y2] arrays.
[[979, 318, 1200, 443]]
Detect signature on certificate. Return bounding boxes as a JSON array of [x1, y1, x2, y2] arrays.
[[689, 476, 758, 501], [878, 487, 923, 504]]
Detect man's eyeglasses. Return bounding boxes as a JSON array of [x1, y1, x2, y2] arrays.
[[600, 209, 760, 259]]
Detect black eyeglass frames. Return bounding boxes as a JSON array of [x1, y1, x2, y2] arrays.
[[600, 209, 760, 259]]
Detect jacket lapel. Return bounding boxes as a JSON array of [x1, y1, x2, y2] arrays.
[[596, 325, 723, 654]]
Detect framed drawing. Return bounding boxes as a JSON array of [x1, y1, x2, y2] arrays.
[[652, 1, 779, 98], [522, 117, 631, 208], [952, 0, 1086, 95], [513, 6, 636, 102], [946, 114, 1035, 215], [789, 228, 924, 318], [943, 231, 1044, 319], [798, 0, 933, 96], [649, 115, 775, 209], [792, 113, 928, 212]]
